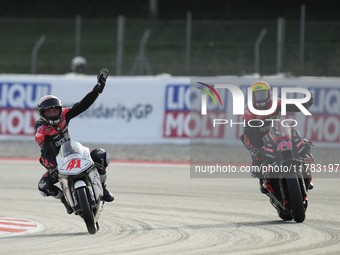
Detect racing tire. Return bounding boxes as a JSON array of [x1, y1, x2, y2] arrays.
[[277, 209, 293, 221], [286, 173, 305, 223], [77, 187, 96, 234]]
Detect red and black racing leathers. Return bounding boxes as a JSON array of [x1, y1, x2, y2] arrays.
[[35, 90, 101, 196], [242, 97, 313, 167]]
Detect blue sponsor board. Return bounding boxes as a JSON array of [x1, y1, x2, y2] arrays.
[[163, 84, 227, 138], [308, 87, 340, 115], [0, 82, 51, 109], [165, 84, 190, 111]]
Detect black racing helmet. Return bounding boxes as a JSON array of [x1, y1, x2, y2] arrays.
[[38, 95, 63, 126]]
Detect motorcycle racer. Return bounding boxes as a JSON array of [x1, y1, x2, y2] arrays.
[[35, 68, 114, 214], [241, 81, 314, 194]]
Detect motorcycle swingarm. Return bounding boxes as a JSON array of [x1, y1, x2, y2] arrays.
[[266, 192, 286, 212]]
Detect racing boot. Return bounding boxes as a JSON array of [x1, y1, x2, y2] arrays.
[[102, 183, 114, 202], [259, 179, 268, 194], [304, 177, 314, 190], [100, 173, 114, 202], [91, 149, 114, 202], [54, 190, 73, 214], [61, 196, 74, 214]]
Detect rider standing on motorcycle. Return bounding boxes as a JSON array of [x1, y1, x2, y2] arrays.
[[242, 81, 314, 194], [35, 68, 114, 214]]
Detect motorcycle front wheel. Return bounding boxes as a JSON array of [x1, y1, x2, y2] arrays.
[[286, 173, 305, 223], [77, 187, 96, 234], [277, 209, 293, 221]]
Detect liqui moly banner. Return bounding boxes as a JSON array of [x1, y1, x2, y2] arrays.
[[188, 77, 340, 148], [162, 84, 227, 139], [304, 87, 340, 144], [0, 74, 189, 144], [1, 74, 340, 147], [0, 81, 50, 136]]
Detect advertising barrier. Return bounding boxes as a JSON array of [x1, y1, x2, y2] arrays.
[[0, 74, 189, 144], [0, 74, 340, 147], [187, 77, 340, 148]]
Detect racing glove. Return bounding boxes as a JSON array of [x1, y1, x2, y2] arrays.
[[93, 68, 109, 94], [49, 167, 59, 182], [250, 148, 261, 159]]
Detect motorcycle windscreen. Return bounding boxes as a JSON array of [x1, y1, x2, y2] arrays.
[[56, 140, 94, 175], [59, 140, 83, 158]]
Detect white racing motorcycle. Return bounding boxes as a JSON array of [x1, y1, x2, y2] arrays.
[[56, 140, 104, 234]]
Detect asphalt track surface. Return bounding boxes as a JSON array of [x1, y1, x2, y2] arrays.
[[1, 160, 340, 255]]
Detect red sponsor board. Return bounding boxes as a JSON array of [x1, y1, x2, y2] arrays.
[[163, 111, 226, 138], [304, 114, 340, 143], [0, 108, 40, 136]]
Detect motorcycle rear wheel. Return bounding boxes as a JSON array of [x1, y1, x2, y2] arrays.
[[286, 173, 305, 223], [77, 187, 97, 234]]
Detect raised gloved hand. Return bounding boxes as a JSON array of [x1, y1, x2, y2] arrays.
[[250, 148, 261, 158], [94, 68, 109, 93]]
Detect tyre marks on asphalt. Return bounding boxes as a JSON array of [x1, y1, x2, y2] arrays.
[[97, 203, 340, 255], [103, 214, 190, 254]]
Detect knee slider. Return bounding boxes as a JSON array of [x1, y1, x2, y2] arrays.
[[38, 179, 59, 197], [39, 190, 48, 197], [38, 180, 50, 197], [91, 148, 110, 173]]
